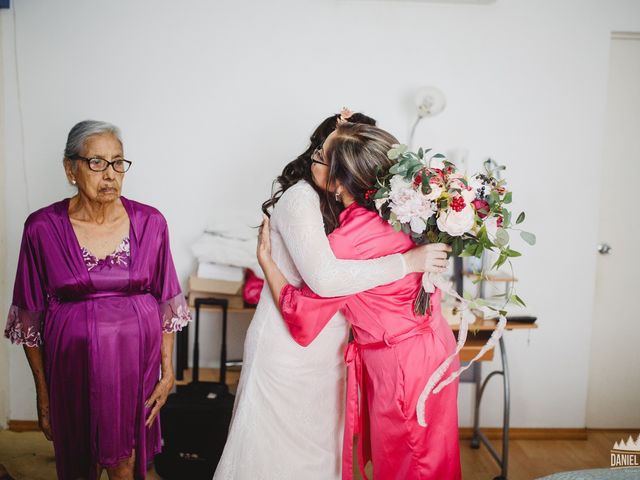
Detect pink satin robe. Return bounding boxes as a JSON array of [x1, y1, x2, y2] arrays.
[[279, 203, 462, 480]]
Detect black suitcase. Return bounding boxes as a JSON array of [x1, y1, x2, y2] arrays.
[[155, 298, 235, 479]]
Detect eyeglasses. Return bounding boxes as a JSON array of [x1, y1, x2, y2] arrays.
[[311, 146, 328, 166], [71, 155, 132, 173]]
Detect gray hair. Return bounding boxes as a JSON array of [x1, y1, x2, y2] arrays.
[[64, 120, 122, 159]]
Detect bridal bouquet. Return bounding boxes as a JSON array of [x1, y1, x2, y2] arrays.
[[371, 144, 535, 427], [372, 144, 535, 315]]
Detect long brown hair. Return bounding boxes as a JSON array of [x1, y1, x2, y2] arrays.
[[261, 112, 376, 234], [323, 123, 399, 230]]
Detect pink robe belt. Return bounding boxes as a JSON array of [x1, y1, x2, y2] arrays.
[[342, 320, 434, 480]]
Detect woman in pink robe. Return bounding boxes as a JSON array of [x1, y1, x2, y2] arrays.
[[258, 123, 462, 480]]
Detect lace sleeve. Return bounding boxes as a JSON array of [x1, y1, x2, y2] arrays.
[[5, 305, 44, 347], [4, 221, 46, 347], [151, 217, 192, 333], [273, 181, 407, 297], [159, 293, 191, 333]]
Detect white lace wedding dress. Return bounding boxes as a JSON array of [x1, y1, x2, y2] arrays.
[[213, 181, 407, 480]]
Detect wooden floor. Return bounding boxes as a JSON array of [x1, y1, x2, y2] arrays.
[[458, 430, 638, 480], [1, 427, 636, 479], [176, 370, 638, 479], [3, 369, 637, 479]]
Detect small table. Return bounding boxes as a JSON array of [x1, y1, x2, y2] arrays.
[[452, 319, 538, 480]]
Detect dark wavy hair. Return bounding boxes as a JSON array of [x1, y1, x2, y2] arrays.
[[261, 112, 376, 234]]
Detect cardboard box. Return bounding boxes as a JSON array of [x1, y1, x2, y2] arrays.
[[188, 290, 245, 310], [189, 275, 243, 296]]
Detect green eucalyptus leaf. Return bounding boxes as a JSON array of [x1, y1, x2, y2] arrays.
[[495, 228, 510, 247], [503, 192, 512, 204], [373, 190, 387, 200], [502, 210, 512, 228], [492, 252, 508, 269], [520, 231, 536, 245], [460, 242, 477, 257], [388, 144, 408, 160], [512, 294, 527, 307], [516, 211, 526, 224]]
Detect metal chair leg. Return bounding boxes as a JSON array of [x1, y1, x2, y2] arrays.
[[471, 361, 482, 449], [468, 338, 511, 480], [495, 336, 510, 480]]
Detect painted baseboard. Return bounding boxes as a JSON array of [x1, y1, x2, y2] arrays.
[[7, 420, 41, 432], [458, 427, 588, 440]]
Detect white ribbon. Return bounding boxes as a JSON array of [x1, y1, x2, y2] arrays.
[[416, 272, 507, 427]]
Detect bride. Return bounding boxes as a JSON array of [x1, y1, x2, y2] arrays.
[[213, 110, 440, 479]]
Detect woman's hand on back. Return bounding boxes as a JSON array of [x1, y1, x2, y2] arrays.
[[257, 215, 274, 269], [403, 243, 452, 274]]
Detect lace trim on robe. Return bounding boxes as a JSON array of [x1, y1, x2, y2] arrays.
[[4, 305, 44, 347], [159, 293, 192, 333], [81, 237, 130, 271]]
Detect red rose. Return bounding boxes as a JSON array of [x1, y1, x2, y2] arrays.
[[472, 199, 490, 218], [497, 216, 503, 227], [414, 174, 422, 187]]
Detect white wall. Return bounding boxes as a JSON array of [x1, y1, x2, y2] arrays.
[[2, 0, 639, 426], [0, 14, 8, 428]]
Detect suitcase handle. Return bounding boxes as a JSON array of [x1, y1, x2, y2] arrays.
[[193, 298, 229, 385]]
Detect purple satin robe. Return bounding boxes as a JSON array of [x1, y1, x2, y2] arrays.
[[4, 196, 191, 480]]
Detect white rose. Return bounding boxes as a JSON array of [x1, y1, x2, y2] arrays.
[[436, 205, 475, 237], [390, 187, 435, 233], [390, 190, 417, 222], [425, 182, 443, 201], [389, 174, 413, 195], [391, 191, 434, 221], [461, 186, 476, 203], [410, 216, 427, 234]]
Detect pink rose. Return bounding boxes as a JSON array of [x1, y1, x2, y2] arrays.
[[472, 199, 490, 218]]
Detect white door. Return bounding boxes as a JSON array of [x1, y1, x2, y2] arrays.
[[586, 32, 640, 428]]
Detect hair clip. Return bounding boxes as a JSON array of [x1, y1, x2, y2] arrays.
[[337, 107, 354, 124]]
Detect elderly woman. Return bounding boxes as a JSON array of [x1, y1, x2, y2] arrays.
[[3, 120, 191, 480]]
